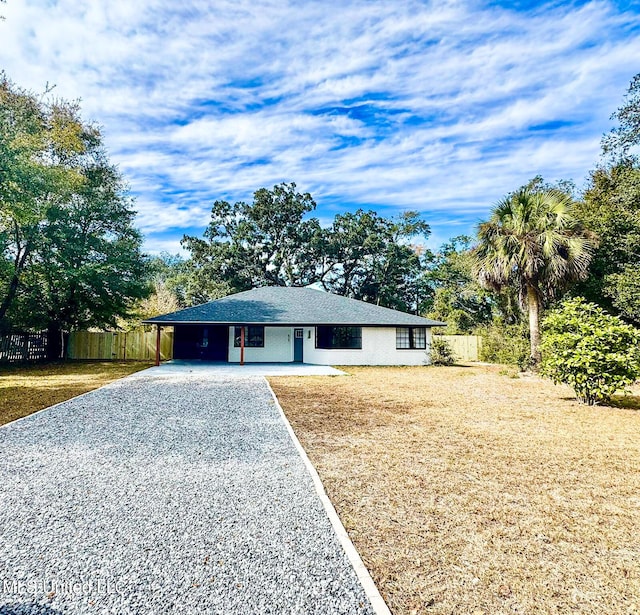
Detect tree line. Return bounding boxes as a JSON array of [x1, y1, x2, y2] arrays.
[[161, 183, 431, 314]]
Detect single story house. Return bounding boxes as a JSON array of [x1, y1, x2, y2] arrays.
[[143, 286, 445, 366]]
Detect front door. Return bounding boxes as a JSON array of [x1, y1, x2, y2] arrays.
[[293, 328, 304, 362]]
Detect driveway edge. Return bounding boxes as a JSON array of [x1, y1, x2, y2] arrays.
[[0, 385, 108, 430], [0, 366, 156, 431], [265, 379, 392, 615]]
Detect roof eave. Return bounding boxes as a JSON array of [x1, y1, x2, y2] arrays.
[[142, 319, 447, 327]]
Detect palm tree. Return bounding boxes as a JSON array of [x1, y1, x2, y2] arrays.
[[473, 188, 595, 369]]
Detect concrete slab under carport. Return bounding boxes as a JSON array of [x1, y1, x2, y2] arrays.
[[141, 360, 347, 377]]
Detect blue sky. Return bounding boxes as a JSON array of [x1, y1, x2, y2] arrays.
[[1, 0, 639, 253]]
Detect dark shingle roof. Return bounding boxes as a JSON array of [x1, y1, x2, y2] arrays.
[[143, 287, 446, 327]]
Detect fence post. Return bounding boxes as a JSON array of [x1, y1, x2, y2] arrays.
[[155, 326, 161, 366]]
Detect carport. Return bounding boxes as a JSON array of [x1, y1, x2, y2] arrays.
[[172, 324, 229, 361]]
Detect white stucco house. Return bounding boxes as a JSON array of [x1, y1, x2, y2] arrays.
[[143, 286, 445, 366]]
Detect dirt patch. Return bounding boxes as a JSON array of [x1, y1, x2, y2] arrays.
[[269, 365, 640, 615], [0, 361, 151, 426]]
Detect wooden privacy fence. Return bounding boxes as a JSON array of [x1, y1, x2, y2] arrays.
[[67, 328, 174, 361], [436, 335, 482, 362], [0, 332, 48, 362]]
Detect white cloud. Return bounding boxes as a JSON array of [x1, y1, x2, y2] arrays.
[[133, 197, 211, 234], [143, 236, 189, 256], [1, 0, 638, 246]]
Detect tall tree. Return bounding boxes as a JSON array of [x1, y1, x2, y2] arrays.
[[321, 210, 431, 312], [12, 159, 148, 357], [0, 75, 148, 356], [572, 74, 640, 325], [181, 182, 323, 295], [182, 184, 432, 312], [141, 253, 188, 310], [0, 76, 84, 325], [573, 163, 640, 324], [602, 72, 640, 159], [473, 188, 595, 369]]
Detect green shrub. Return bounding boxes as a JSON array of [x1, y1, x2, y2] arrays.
[[541, 297, 640, 405], [475, 322, 530, 370], [430, 337, 457, 366]]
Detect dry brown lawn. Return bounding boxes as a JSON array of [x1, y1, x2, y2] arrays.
[[269, 365, 640, 615], [0, 361, 151, 426]]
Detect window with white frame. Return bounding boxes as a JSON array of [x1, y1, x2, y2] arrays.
[[396, 327, 426, 349]]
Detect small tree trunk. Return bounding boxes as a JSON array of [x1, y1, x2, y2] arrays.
[[527, 285, 542, 370], [0, 275, 20, 321], [46, 322, 63, 361], [0, 245, 31, 321]]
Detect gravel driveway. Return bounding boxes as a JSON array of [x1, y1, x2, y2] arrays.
[[0, 368, 375, 614]]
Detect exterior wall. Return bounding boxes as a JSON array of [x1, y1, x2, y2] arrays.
[[227, 325, 434, 365], [228, 326, 293, 363], [303, 326, 433, 366]]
